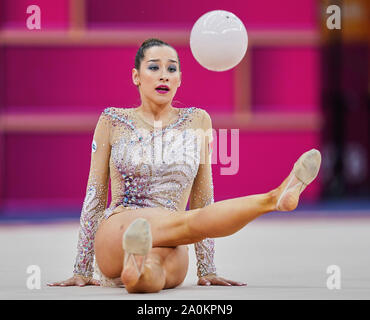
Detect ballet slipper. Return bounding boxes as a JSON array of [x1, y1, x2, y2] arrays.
[[276, 149, 321, 211], [122, 218, 152, 279]]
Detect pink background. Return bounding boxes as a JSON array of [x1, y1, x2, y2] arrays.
[[0, 0, 321, 215]]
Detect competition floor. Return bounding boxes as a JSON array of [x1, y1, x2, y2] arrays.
[[1, 208, 370, 300]]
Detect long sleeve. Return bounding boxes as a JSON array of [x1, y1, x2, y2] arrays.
[[189, 109, 217, 278], [73, 110, 111, 278]]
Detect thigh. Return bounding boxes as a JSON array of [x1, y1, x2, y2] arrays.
[[94, 206, 188, 278]]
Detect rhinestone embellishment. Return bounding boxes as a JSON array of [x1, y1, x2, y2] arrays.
[[92, 140, 97, 153]]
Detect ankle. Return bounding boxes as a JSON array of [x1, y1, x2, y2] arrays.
[[267, 188, 279, 211]]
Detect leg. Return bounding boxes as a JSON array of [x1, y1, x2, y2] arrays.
[[122, 249, 165, 293], [95, 149, 321, 292], [95, 210, 191, 291], [187, 148, 322, 240], [120, 190, 278, 292], [95, 190, 273, 293], [121, 246, 189, 293], [95, 189, 276, 286]]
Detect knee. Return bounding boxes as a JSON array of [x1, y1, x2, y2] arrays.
[[125, 271, 165, 294], [125, 282, 163, 294]]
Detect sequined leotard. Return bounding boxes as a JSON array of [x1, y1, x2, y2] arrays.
[[73, 106, 216, 286]]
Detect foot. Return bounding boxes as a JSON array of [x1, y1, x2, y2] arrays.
[[276, 149, 321, 211], [121, 218, 152, 287], [121, 254, 146, 287]]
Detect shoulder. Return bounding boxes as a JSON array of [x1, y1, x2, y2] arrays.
[[193, 107, 212, 128], [102, 106, 129, 118], [189, 106, 210, 117], [184, 107, 212, 132], [97, 106, 126, 127], [101, 107, 133, 125], [185, 107, 211, 122]]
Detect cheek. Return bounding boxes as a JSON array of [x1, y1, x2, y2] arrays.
[[140, 75, 155, 91], [171, 75, 181, 85], [140, 70, 155, 82]]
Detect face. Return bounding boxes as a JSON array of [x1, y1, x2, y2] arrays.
[[132, 46, 182, 106]]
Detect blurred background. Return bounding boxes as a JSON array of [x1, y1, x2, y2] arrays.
[[0, 0, 369, 221]]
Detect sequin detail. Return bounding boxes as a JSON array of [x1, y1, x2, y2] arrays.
[[73, 106, 217, 281], [92, 140, 97, 153], [83, 186, 99, 212]]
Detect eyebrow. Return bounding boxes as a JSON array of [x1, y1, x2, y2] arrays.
[[146, 59, 178, 64]]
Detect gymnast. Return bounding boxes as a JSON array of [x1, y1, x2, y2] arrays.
[[48, 38, 321, 293]]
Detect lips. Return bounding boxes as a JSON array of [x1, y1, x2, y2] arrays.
[[155, 85, 170, 92]]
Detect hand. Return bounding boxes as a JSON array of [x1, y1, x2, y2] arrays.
[[47, 275, 100, 287], [197, 274, 247, 287]]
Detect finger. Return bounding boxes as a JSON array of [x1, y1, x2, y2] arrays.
[[220, 278, 247, 286], [48, 280, 67, 287], [198, 278, 211, 286], [210, 277, 247, 286], [209, 278, 232, 286], [47, 282, 60, 286], [75, 278, 86, 287], [60, 279, 76, 287], [89, 279, 101, 286]]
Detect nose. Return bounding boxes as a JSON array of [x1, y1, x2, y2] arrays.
[[160, 69, 170, 81]]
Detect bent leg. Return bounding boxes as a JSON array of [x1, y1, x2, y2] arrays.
[[122, 246, 189, 293], [95, 207, 190, 279]]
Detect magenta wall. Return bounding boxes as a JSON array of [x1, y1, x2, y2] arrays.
[[0, 0, 322, 215], [4, 133, 91, 200], [214, 131, 321, 202], [2, 131, 320, 208], [1, 0, 69, 29], [4, 45, 320, 112], [87, 0, 317, 29], [252, 48, 320, 112], [0, 0, 318, 29], [4, 46, 235, 112], [1, 0, 318, 29]]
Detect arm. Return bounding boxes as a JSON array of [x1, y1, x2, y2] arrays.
[[73, 110, 111, 280], [189, 109, 217, 278]]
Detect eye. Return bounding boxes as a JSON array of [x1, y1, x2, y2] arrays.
[[149, 65, 159, 71], [168, 66, 177, 72]]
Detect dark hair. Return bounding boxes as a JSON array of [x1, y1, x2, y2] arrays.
[[134, 38, 181, 72]]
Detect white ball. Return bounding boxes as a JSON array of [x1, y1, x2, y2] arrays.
[[190, 10, 248, 72]]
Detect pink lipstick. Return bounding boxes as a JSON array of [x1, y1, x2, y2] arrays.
[[155, 85, 170, 94]]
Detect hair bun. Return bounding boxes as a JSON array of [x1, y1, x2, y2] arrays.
[[134, 38, 180, 71], [141, 38, 166, 48]]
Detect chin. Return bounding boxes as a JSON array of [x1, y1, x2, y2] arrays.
[[154, 95, 172, 101]]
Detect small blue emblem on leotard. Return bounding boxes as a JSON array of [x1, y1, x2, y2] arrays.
[[92, 140, 97, 153]]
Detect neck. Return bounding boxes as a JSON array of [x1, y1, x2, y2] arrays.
[[137, 102, 175, 121]]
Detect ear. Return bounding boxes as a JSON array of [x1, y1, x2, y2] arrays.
[[132, 68, 140, 86]]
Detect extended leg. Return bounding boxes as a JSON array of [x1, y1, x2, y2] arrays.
[[160, 148, 322, 244]]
